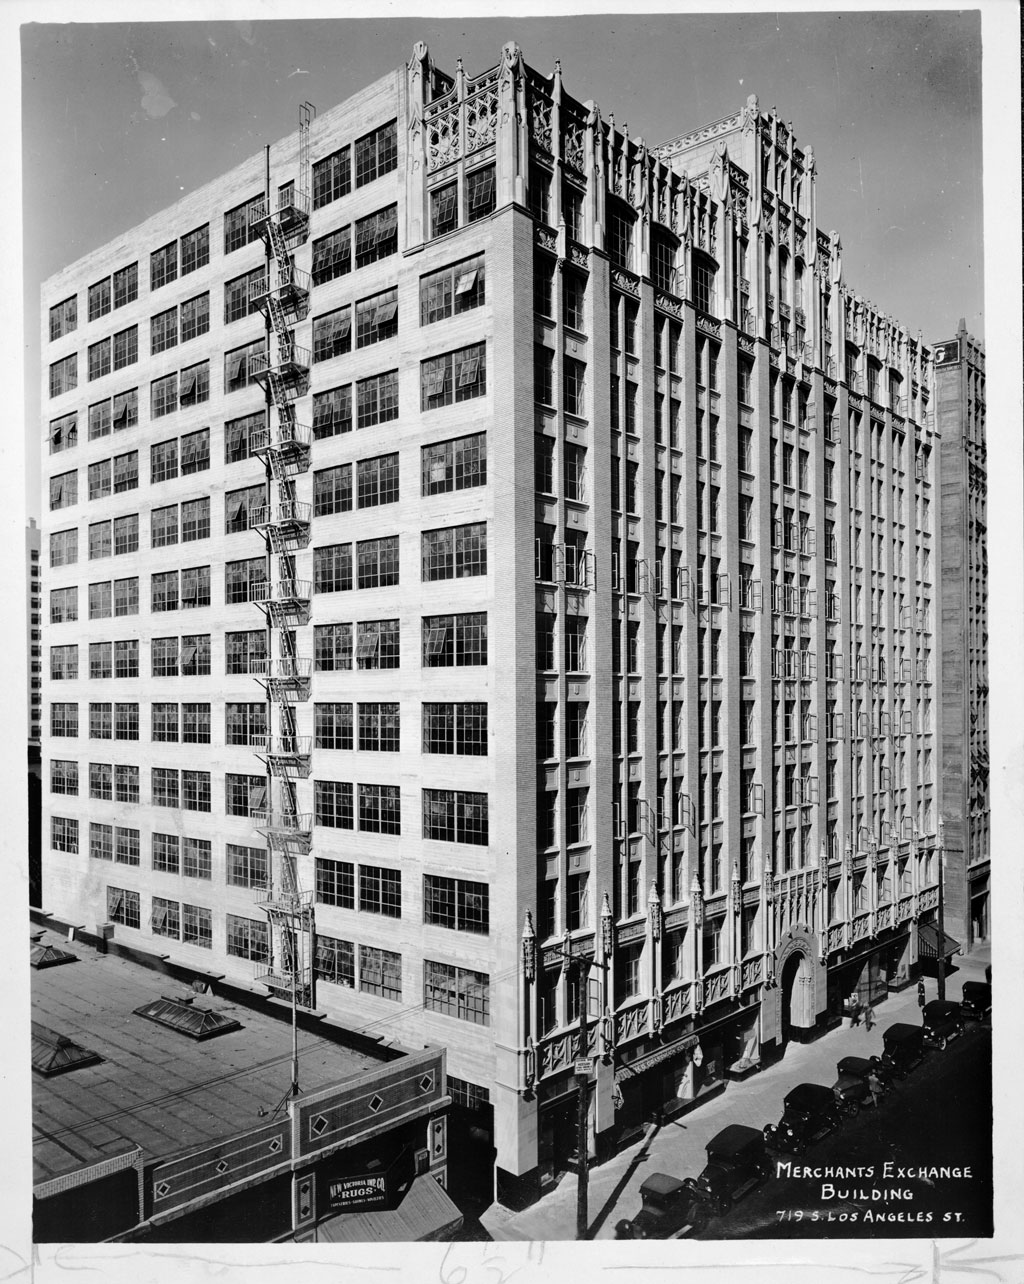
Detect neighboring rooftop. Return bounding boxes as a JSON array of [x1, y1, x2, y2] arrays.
[[31, 931, 389, 1187]]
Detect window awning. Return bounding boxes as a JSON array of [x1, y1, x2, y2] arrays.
[[918, 923, 961, 959], [310, 1174, 462, 1244]]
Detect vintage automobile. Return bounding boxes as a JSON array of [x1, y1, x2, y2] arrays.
[[921, 999, 966, 1050], [960, 982, 992, 1022], [763, 1082, 844, 1154], [685, 1124, 771, 1217], [881, 1021, 927, 1077], [831, 1055, 894, 1115], [614, 1172, 709, 1239]]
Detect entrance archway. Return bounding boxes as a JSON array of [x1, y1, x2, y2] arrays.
[[779, 949, 813, 1044]]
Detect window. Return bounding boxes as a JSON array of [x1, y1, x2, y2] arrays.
[[224, 195, 262, 254], [151, 306, 178, 355], [607, 206, 635, 271], [356, 370, 399, 427], [152, 832, 179, 874], [420, 256, 484, 324], [651, 232, 679, 294], [315, 936, 355, 989], [85, 763, 111, 802], [151, 373, 178, 419], [152, 896, 180, 940], [149, 436, 177, 482], [224, 339, 267, 393], [421, 522, 486, 581], [180, 223, 209, 276], [88, 581, 112, 619], [313, 145, 351, 208], [227, 843, 268, 889], [152, 702, 179, 742], [49, 354, 77, 399], [179, 366, 210, 409], [90, 702, 112, 740], [314, 857, 355, 909], [225, 556, 267, 604], [534, 256, 555, 317], [181, 831, 211, 873], [224, 268, 263, 323], [50, 701, 78, 738], [225, 411, 266, 462], [424, 876, 489, 934], [313, 306, 352, 362], [50, 587, 77, 624], [113, 262, 138, 309], [358, 783, 401, 834], [563, 271, 587, 331], [222, 773, 262, 819], [51, 644, 79, 681], [225, 484, 267, 534], [359, 945, 402, 1001], [115, 827, 140, 866], [312, 385, 352, 440], [430, 180, 459, 238], [225, 702, 266, 747], [355, 119, 397, 186], [49, 295, 77, 341], [50, 529, 78, 568], [424, 960, 490, 1025], [357, 703, 400, 753], [113, 513, 138, 555], [114, 576, 139, 617], [314, 622, 353, 672], [49, 470, 77, 511], [421, 431, 486, 498], [693, 254, 717, 315], [315, 779, 354, 829], [313, 464, 352, 517], [107, 886, 140, 929], [112, 388, 138, 430], [114, 702, 139, 741], [466, 164, 496, 221], [422, 703, 487, 755], [422, 789, 488, 845], [50, 760, 79, 796], [354, 204, 398, 267], [225, 629, 267, 675], [181, 497, 210, 543], [182, 903, 213, 949], [88, 279, 111, 323], [359, 864, 402, 916], [113, 764, 138, 805], [314, 543, 353, 594], [112, 450, 138, 493], [49, 411, 79, 454], [180, 293, 210, 344], [226, 914, 269, 963], [151, 571, 179, 613], [422, 611, 487, 667], [85, 641, 109, 679], [564, 358, 586, 416], [356, 454, 400, 509], [311, 226, 351, 286], [152, 767, 179, 808], [88, 338, 111, 382], [420, 343, 486, 410], [356, 287, 398, 347], [182, 704, 210, 745], [315, 702, 354, 751], [151, 241, 178, 290]]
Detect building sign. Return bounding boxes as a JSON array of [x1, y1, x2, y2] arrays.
[[933, 339, 961, 366], [328, 1172, 389, 1211]]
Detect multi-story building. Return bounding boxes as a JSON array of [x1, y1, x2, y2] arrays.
[[936, 321, 989, 952], [40, 41, 952, 1212], [28, 517, 43, 907]]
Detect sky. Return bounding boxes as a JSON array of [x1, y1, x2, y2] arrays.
[[19, 9, 986, 518]]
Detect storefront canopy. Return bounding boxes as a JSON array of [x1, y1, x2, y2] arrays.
[[918, 923, 961, 959], [311, 1175, 463, 1243]]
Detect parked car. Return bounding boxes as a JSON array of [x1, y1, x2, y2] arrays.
[[922, 999, 966, 1050], [832, 1055, 893, 1114], [685, 1124, 771, 1217], [881, 1022, 927, 1078], [614, 1172, 709, 1239], [960, 982, 991, 1022], [764, 1083, 844, 1154]]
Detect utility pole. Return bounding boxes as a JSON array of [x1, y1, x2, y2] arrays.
[[936, 819, 946, 1001], [574, 958, 591, 1241]]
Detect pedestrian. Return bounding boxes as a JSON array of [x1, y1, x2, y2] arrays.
[[917, 976, 926, 1008], [867, 1068, 883, 1108], [849, 993, 862, 1028], [863, 1001, 875, 1032]]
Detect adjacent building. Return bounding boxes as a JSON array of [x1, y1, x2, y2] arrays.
[[28, 518, 43, 907], [936, 321, 989, 951], [40, 41, 962, 1213]]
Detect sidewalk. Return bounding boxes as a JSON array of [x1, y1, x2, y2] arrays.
[[481, 943, 991, 1241]]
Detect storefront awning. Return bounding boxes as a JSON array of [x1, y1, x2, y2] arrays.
[[617, 1033, 700, 1083], [918, 923, 961, 959], [311, 1174, 463, 1243]]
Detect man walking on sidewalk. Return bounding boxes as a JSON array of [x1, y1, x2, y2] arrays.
[[917, 976, 927, 1009], [849, 994, 862, 1028], [864, 1000, 876, 1032]]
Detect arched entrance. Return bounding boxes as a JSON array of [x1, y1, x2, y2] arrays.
[[779, 949, 814, 1044]]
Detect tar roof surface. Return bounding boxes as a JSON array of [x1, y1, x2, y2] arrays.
[[31, 934, 388, 1186]]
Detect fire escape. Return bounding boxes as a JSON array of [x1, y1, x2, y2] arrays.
[[248, 103, 317, 1012]]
